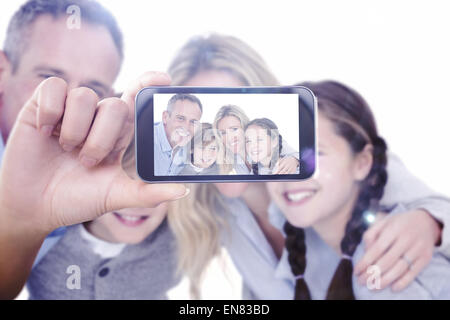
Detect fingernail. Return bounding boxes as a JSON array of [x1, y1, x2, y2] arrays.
[[61, 144, 75, 152], [80, 156, 97, 167], [174, 187, 190, 200], [40, 125, 54, 137]]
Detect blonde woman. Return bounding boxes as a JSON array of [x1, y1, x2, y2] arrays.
[[167, 34, 449, 299]]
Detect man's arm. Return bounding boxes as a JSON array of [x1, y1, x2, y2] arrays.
[[381, 152, 450, 255], [354, 151, 449, 291], [0, 214, 48, 299]]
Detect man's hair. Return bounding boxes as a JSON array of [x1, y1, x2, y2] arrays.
[[3, 0, 124, 72], [167, 94, 203, 113]]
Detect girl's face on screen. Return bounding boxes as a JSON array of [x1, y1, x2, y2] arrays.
[[245, 125, 273, 165]]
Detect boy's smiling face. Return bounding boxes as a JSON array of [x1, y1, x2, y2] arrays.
[[85, 168, 168, 244], [86, 204, 169, 244], [193, 141, 218, 168]]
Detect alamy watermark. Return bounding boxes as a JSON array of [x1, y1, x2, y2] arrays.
[[66, 265, 81, 290], [66, 5, 81, 30]]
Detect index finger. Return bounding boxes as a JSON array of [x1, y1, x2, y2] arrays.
[[115, 71, 172, 157], [121, 71, 171, 115]]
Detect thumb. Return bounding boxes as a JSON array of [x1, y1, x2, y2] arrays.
[[106, 171, 188, 211]]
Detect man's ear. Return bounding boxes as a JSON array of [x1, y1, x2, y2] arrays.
[[353, 144, 373, 181], [0, 50, 12, 95], [162, 111, 169, 125]]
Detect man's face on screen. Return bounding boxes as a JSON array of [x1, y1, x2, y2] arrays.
[[0, 16, 121, 141], [163, 99, 202, 148]]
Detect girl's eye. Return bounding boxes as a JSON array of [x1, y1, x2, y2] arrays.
[[318, 151, 326, 156]]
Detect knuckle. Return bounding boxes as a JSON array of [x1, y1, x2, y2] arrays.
[[68, 87, 99, 105], [100, 97, 128, 115], [42, 76, 68, 91], [84, 140, 113, 156], [59, 135, 83, 146]]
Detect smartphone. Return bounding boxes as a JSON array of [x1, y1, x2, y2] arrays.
[[135, 86, 317, 183]]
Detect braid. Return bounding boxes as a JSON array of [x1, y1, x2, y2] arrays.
[[252, 163, 259, 175], [278, 134, 283, 155], [326, 136, 388, 300], [270, 133, 284, 171], [284, 222, 311, 300]]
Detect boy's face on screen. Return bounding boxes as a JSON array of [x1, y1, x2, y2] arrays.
[[193, 141, 218, 168]]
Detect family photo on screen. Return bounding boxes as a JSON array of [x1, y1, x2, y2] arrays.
[[153, 93, 301, 176]]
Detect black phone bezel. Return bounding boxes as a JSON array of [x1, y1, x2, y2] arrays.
[[135, 86, 317, 183]]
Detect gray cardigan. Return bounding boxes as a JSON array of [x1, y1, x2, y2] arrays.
[[28, 219, 180, 299]]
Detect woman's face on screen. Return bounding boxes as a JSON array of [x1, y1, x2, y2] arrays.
[[184, 70, 250, 197], [217, 115, 245, 155]]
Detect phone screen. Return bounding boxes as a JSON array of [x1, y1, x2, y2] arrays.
[[135, 87, 316, 183]]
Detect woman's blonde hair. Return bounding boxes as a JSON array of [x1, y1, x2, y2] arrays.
[[213, 104, 250, 130], [168, 33, 279, 86], [167, 33, 279, 299]]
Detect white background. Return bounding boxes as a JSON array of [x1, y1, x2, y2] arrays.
[[1, 0, 449, 300], [154, 93, 300, 149]]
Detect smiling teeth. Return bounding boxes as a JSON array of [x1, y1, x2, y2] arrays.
[[287, 191, 314, 202], [119, 214, 141, 221], [176, 129, 189, 137]]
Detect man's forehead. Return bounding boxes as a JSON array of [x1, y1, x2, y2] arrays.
[[18, 15, 121, 87], [172, 99, 202, 114]]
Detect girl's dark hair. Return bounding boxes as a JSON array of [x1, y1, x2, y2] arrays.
[[284, 80, 388, 300], [245, 118, 283, 175]]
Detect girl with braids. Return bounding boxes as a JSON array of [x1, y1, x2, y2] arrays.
[[267, 81, 450, 299], [244, 118, 286, 175], [167, 33, 450, 299]]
